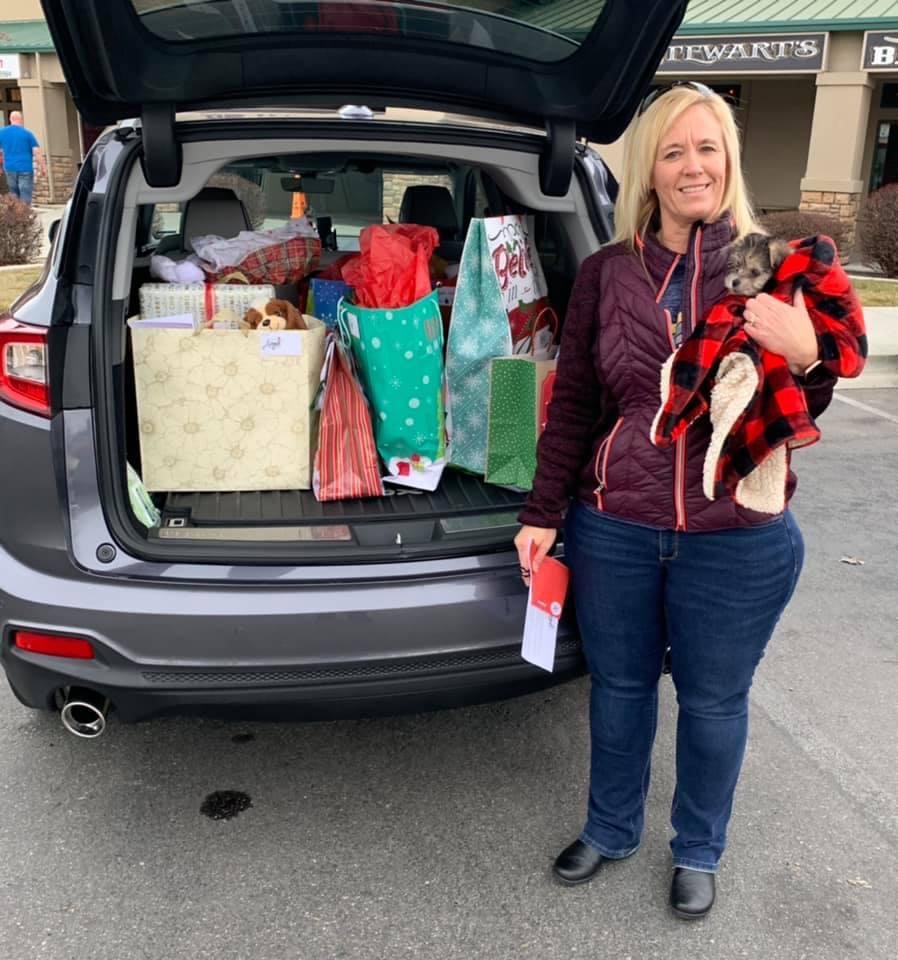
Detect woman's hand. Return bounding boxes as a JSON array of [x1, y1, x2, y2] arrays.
[[514, 525, 558, 584], [743, 288, 819, 375]]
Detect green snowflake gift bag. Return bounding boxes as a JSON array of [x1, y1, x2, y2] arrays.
[[484, 356, 557, 491], [338, 291, 446, 490], [445, 219, 513, 474]]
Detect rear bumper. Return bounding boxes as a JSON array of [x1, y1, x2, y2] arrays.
[[0, 548, 583, 723], [3, 640, 583, 722]]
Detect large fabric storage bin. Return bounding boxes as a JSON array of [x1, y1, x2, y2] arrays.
[[131, 319, 326, 492]]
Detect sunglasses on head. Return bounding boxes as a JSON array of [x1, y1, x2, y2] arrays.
[[637, 80, 716, 116]]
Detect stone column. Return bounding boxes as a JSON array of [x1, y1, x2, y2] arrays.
[[799, 69, 874, 250]]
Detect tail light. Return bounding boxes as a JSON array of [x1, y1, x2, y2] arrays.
[[12, 630, 95, 659], [0, 318, 51, 417]]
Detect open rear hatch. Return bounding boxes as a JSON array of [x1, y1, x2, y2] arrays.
[[43, 0, 687, 565], [43, 0, 687, 192]]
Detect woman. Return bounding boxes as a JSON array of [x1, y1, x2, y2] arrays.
[[515, 83, 845, 919]]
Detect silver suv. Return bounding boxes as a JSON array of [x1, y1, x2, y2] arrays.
[[0, 0, 686, 736]]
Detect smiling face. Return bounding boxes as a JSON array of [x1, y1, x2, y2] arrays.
[[651, 103, 728, 238]]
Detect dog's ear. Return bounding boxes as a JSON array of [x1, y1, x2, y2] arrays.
[[767, 237, 792, 271], [742, 233, 768, 252]]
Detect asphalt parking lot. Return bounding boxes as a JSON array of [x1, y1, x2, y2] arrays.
[[1, 389, 896, 960]]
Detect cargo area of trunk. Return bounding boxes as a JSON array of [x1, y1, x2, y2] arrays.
[[104, 126, 585, 564], [150, 470, 526, 557]]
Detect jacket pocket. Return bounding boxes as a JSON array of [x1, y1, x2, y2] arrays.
[[593, 416, 625, 510]]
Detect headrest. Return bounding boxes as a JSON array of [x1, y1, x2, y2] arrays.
[[183, 187, 251, 251], [398, 185, 459, 239]]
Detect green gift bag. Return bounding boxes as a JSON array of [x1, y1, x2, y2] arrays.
[[484, 356, 557, 491], [338, 291, 445, 489], [446, 215, 553, 476]]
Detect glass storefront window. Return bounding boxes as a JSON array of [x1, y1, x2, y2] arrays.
[[0, 84, 23, 126], [880, 83, 898, 109], [869, 121, 898, 194]]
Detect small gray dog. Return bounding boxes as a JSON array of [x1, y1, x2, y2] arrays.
[[724, 233, 793, 296]]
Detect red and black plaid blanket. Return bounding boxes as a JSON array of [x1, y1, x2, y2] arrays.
[[651, 235, 866, 504]]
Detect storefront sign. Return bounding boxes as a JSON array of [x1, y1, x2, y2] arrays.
[[862, 32, 898, 71], [658, 33, 827, 74], [0, 53, 21, 80]]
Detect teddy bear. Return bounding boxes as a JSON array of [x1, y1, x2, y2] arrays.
[[243, 298, 307, 331]]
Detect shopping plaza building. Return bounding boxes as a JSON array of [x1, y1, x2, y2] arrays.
[[2, 0, 898, 244]]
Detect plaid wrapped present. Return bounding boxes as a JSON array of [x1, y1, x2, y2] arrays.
[[651, 235, 866, 513], [203, 236, 321, 286]]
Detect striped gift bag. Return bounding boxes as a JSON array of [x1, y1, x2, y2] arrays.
[[313, 338, 384, 502]]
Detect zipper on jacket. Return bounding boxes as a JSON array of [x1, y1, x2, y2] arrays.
[[686, 226, 703, 340], [593, 416, 625, 510], [673, 226, 704, 530], [654, 254, 681, 305], [674, 436, 687, 531]]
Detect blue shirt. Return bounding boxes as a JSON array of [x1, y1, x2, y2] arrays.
[[0, 125, 39, 174]]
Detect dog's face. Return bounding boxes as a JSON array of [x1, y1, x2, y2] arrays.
[[724, 233, 791, 296], [259, 314, 287, 331]]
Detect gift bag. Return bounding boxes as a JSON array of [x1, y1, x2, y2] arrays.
[[338, 290, 445, 489], [486, 216, 552, 347], [340, 224, 438, 308], [313, 337, 384, 501], [307, 278, 352, 328], [446, 215, 553, 475], [484, 355, 557, 491]]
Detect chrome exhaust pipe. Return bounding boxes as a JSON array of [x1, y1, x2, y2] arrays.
[[60, 687, 110, 739]]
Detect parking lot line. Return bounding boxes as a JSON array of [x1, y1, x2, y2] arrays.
[[833, 392, 898, 425]]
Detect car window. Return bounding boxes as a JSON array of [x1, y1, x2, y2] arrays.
[[216, 160, 457, 252], [145, 159, 461, 253], [127, 0, 602, 63], [151, 203, 181, 241]]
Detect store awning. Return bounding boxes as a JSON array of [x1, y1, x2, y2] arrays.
[[682, 0, 898, 35], [518, 0, 898, 39], [0, 20, 56, 53]]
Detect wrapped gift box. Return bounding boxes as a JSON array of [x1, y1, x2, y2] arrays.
[[131, 318, 326, 492], [138, 282, 276, 327]]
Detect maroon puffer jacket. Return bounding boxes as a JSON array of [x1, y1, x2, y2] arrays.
[[519, 217, 837, 531]]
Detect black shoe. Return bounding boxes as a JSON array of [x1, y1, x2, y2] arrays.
[[670, 867, 716, 919], [552, 839, 606, 886]]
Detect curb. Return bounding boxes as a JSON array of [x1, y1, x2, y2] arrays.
[[837, 355, 898, 390], [851, 306, 898, 387]]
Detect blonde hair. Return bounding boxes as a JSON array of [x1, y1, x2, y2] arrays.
[[613, 86, 762, 247]]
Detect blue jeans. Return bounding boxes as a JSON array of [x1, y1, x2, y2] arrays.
[[6, 171, 34, 205], [563, 503, 804, 872]]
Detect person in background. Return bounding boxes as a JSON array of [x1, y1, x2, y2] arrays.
[[515, 82, 857, 919], [0, 111, 47, 206]]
